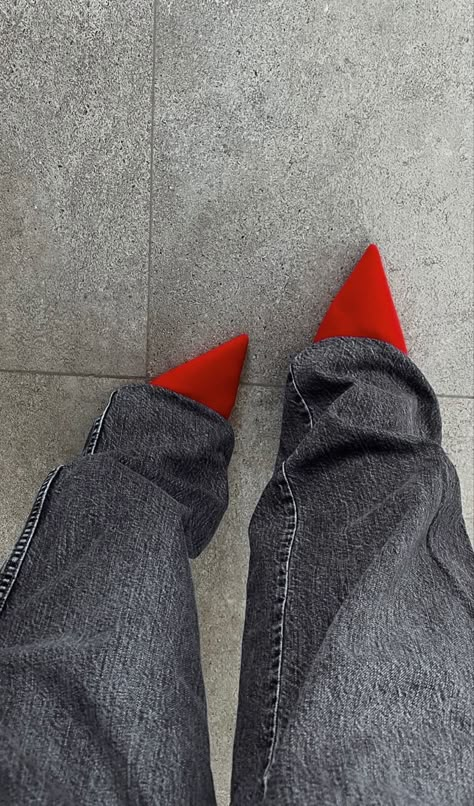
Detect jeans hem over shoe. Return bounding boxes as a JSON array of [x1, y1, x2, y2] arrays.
[[0, 339, 473, 806], [232, 338, 473, 806], [0, 384, 234, 806]]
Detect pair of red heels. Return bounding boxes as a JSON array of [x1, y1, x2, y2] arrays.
[[151, 244, 407, 419]]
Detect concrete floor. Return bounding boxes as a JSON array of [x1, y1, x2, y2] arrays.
[[0, 1, 472, 803]]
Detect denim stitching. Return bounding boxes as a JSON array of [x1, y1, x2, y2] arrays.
[[262, 462, 298, 794], [262, 367, 313, 794], [0, 466, 62, 616], [290, 362, 313, 429], [83, 390, 116, 455], [0, 390, 117, 617]]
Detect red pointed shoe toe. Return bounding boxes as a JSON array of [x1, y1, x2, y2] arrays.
[[150, 334, 249, 419], [314, 244, 407, 353]]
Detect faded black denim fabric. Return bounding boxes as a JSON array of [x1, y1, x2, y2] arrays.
[[233, 339, 474, 805], [0, 339, 472, 806], [0, 387, 232, 805]]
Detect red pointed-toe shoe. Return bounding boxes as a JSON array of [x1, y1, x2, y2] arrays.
[[314, 244, 407, 353], [150, 334, 249, 419]]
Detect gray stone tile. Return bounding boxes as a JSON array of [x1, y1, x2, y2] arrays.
[[0, 2, 152, 376], [150, 0, 473, 395]]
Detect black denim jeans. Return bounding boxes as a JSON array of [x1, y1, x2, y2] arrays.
[[0, 339, 472, 805]]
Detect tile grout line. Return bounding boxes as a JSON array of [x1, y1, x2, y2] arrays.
[[144, 0, 159, 379], [436, 393, 474, 401], [241, 380, 285, 390], [0, 368, 145, 382], [0, 367, 473, 401]]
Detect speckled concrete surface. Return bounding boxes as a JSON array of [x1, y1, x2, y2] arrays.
[[0, 1, 152, 376], [0, 2, 473, 804], [149, 0, 473, 395]]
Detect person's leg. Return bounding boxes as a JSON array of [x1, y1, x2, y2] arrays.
[[232, 337, 474, 805], [0, 383, 234, 805]]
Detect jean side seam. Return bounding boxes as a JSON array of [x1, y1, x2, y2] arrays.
[[0, 466, 63, 617], [289, 363, 313, 430], [262, 370, 312, 794], [83, 390, 117, 455], [0, 388, 117, 617], [262, 461, 298, 795]]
